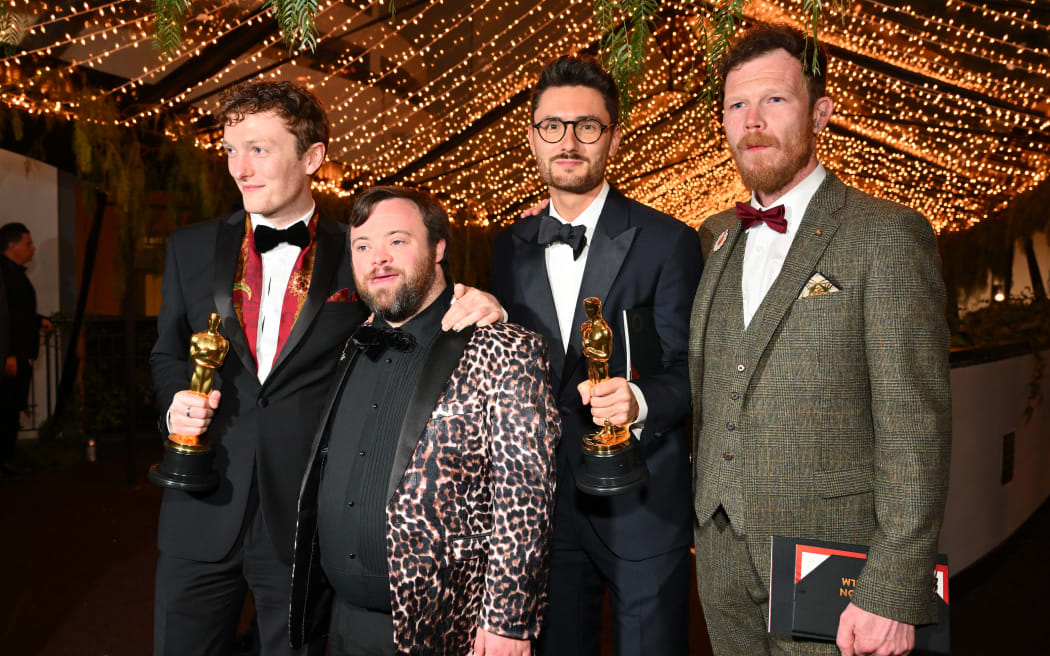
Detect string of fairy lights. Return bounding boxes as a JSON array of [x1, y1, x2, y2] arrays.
[[0, 0, 1047, 233]]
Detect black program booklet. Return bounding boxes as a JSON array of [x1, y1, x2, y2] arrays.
[[769, 536, 949, 654]]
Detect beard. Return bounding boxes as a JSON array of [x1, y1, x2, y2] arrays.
[[355, 250, 439, 324], [536, 151, 607, 195], [730, 122, 816, 196]]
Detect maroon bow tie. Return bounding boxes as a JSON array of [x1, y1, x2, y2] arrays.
[[736, 202, 787, 234]]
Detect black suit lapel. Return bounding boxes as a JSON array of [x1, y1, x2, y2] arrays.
[[267, 219, 343, 384], [561, 188, 638, 395], [386, 327, 475, 501], [213, 212, 256, 375], [510, 214, 565, 391]]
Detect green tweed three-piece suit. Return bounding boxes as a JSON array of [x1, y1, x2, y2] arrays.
[[690, 172, 952, 655]]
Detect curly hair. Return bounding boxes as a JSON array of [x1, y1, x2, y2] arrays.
[[216, 81, 329, 157]]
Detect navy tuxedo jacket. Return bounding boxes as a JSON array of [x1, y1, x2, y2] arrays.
[[491, 186, 703, 559], [150, 211, 366, 564]]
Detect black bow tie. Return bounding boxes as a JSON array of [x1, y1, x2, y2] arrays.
[[351, 324, 417, 361], [537, 215, 587, 260], [254, 221, 310, 253]]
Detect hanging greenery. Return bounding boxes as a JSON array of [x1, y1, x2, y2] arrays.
[[152, 0, 192, 53], [591, 1, 847, 121]]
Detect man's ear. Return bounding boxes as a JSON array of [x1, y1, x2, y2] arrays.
[[303, 142, 326, 175], [435, 238, 447, 265], [608, 123, 623, 159], [812, 97, 834, 133]]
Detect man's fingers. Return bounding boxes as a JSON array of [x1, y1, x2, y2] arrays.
[[472, 627, 486, 656], [577, 380, 592, 405], [207, 390, 222, 409], [453, 282, 468, 299]]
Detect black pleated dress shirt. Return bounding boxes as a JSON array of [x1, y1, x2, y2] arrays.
[[317, 285, 451, 655]]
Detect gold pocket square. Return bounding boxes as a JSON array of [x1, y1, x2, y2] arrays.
[[799, 273, 840, 299]]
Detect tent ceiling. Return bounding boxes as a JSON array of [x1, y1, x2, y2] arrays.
[[3, 0, 1049, 230]]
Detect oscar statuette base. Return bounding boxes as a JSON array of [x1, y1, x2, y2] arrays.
[[576, 431, 649, 496], [148, 439, 219, 492]]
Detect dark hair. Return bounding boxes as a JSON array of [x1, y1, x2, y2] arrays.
[[717, 22, 828, 106], [0, 222, 29, 250], [216, 81, 329, 157], [531, 55, 620, 125], [349, 186, 450, 273]]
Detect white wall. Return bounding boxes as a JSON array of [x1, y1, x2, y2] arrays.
[[940, 349, 1050, 572], [0, 148, 61, 436]]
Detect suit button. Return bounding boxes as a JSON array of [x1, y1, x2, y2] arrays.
[[736, 364, 745, 372], [348, 553, 356, 559], [347, 501, 355, 507], [358, 450, 366, 456], [257, 397, 268, 408], [723, 451, 734, 461], [730, 392, 739, 401], [726, 422, 736, 431]]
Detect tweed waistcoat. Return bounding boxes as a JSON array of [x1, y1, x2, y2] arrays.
[[695, 234, 758, 535]]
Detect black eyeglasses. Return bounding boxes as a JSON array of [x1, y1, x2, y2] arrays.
[[532, 118, 616, 144]]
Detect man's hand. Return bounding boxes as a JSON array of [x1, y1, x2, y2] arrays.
[[441, 283, 504, 332], [4, 356, 16, 378], [473, 628, 530, 656], [577, 377, 639, 426], [836, 602, 914, 656], [520, 198, 550, 218], [40, 318, 53, 334], [168, 389, 222, 436]]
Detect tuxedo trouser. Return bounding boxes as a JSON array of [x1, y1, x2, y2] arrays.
[[536, 465, 691, 656], [153, 481, 324, 656], [694, 507, 838, 656]]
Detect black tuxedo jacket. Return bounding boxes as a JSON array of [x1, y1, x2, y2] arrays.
[[150, 211, 365, 564], [491, 186, 703, 560]]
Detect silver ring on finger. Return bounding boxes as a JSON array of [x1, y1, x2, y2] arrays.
[[186, 407, 191, 417]]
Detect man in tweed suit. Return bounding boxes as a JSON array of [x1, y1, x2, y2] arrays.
[[690, 23, 952, 656]]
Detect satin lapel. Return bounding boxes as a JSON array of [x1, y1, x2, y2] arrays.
[[745, 174, 847, 384], [386, 327, 475, 501], [689, 216, 744, 404], [267, 219, 342, 384], [511, 214, 565, 391], [561, 189, 637, 395], [213, 212, 255, 374]]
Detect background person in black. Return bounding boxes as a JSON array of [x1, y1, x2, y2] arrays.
[[491, 56, 703, 655], [0, 222, 52, 477], [149, 82, 502, 656], [291, 187, 559, 656]]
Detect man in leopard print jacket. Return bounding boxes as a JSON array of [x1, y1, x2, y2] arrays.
[[289, 186, 560, 656]]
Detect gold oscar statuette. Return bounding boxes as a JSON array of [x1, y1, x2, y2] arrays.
[[576, 297, 649, 496], [148, 312, 229, 491]]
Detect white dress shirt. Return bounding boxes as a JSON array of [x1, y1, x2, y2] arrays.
[[741, 164, 826, 327], [545, 181, 648, 429], [251, 205, 315, 382]]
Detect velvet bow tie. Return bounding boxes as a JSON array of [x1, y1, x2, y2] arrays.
[[351, 324, 417, 360], [736, 202, 788, 234], [254, 221, 310, 253], [537, 215, 587, 260]]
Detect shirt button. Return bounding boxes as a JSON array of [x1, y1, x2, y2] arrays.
[[358, 450, 366, 456], [385, 358, 392, 364], [371, 403, 378, 409], [730, 392, 739, 400], [723, 451, 734, 461], [736, 364, 745, 372], [726, 422, 736, 431], [347, 501, 355, 507], [348, 553, 356, 559]]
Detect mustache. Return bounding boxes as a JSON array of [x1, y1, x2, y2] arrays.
[[550, 152, 588, 163], [365, 266, 401, 281], [736, 134, 780, 150]]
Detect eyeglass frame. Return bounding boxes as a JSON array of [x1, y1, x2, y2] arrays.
[[531, 117, 617, 144]]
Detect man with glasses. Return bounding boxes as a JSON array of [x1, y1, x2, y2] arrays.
[[491, 55, 703, 655]]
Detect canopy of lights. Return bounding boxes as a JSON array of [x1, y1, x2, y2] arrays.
[[1, 0, 1048, 231]]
